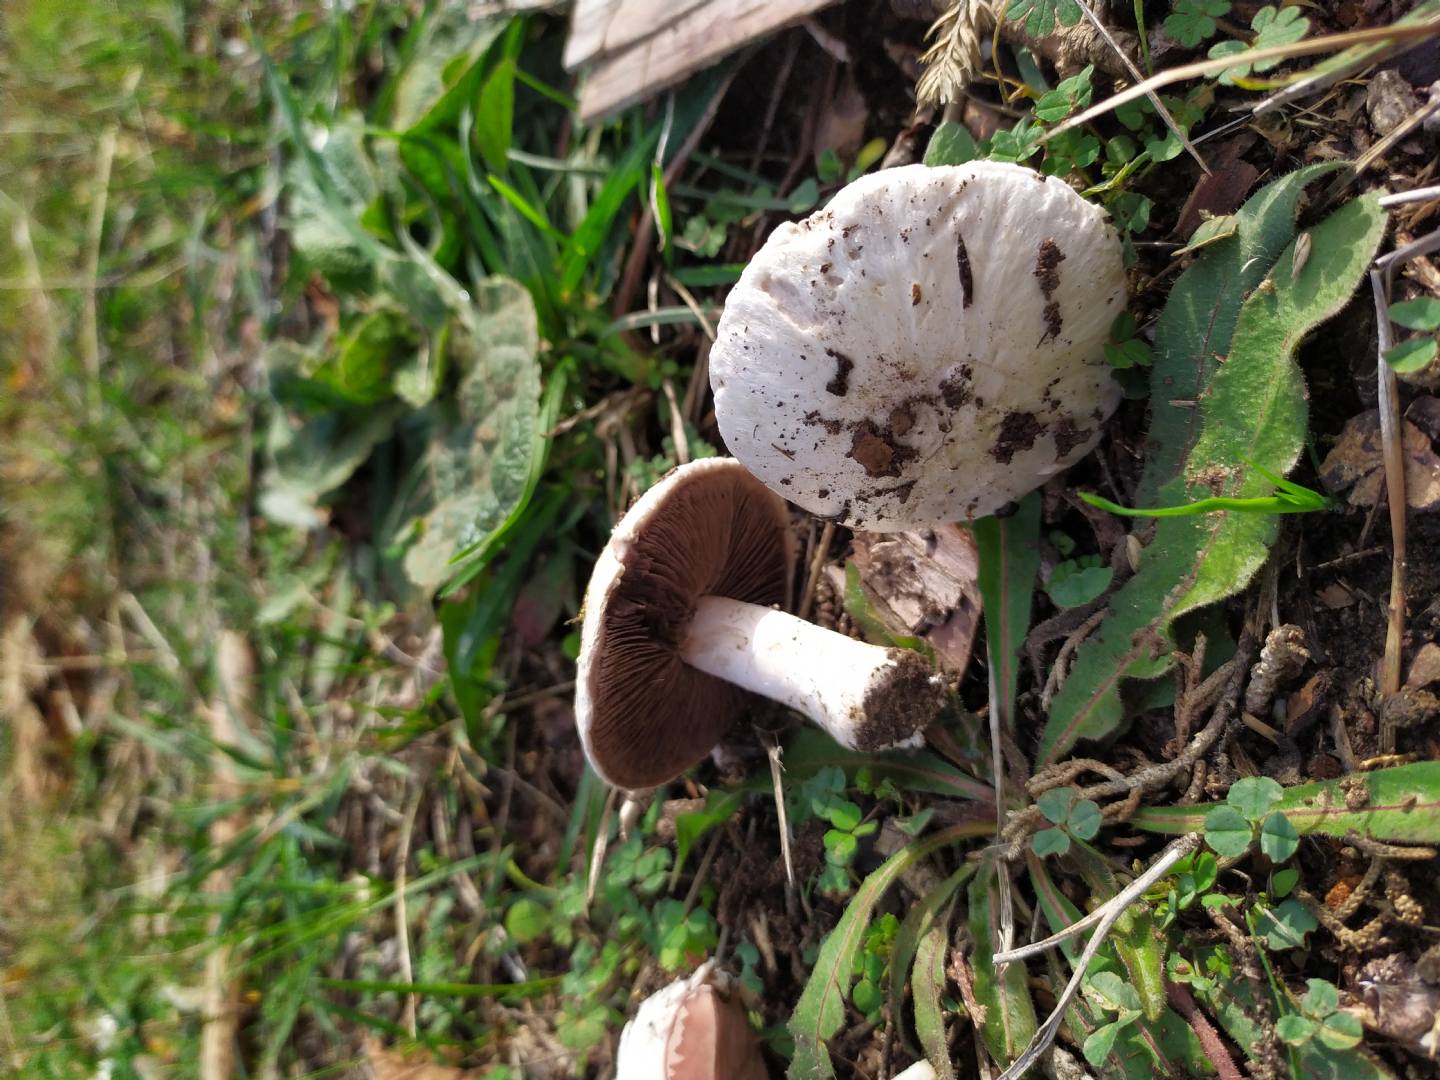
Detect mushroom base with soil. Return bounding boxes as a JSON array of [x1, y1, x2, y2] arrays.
[[680, 595, 943, 752]]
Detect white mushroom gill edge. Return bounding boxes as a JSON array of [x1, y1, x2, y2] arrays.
[[679, 595, 930, 753]]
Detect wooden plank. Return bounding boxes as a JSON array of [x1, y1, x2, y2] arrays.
[[564, 0, 624, 70], [576, 0, 836, 121], [598, 0, 714, 59]]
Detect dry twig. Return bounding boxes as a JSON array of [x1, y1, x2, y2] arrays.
[[994, 834, 1201, 1079]]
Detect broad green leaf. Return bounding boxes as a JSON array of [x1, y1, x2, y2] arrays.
[[1137, 164, 1345, 503], [1317, 1010, 1363, 1050], [971, 493, 1042, 734], [1040, 175, 1385, 764], [402, 277, 542, 592], [1254, 898, 1317, 950], [443, 360, 569, 594], [1086, 971, 1142, 1016], [1203, 806, 1252, 858], [1067, 799, 1102, 841], [1390, 297, 1440, 331], [1303, 978, 1341, 1015], [1384, 336, 1437, 374], [1133, 761, 1440, 845], [913, 896, 958, 1080], [260, 404, 406, 528], [1037, 787, 1077, 825], [1083, 1020, 1123, 1067], [1276, 1013, 1318, 1045], [787, 826, 976, 1079], [1046, 556, 1113, 609], [1228, 776, 1284, 821], [504, 897, 547, 944], [1034, 66, 1094, 123], [305, 309, 418, 407], [1259, 810, 1299, 862], [673, 790, 743, 873], [1031, 827, 1071, 857], [966, 862, 1038, 1068], [1193, 959, 1389, 1080], [1175, 212, 1239, 256], [1004, 0, 1083, 36], [923, 121, 979, 167], [1164, 0, 1231, 47], [390, 12, 506, 134], [284, 115, 383, 288], [890, 866, 973, 1057]]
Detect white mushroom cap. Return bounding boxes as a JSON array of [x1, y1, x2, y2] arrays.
[[710, 161, 1126, 531], [615, 962, 768, 1080]]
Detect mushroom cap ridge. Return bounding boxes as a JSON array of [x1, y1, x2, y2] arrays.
[[575, 458, 793, 790], [709, 161, 1127, 531]]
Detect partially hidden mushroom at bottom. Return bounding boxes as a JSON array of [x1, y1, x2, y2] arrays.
[[574, 458, 946, 791]]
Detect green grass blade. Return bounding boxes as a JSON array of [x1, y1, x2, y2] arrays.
[[787, 824, 989, 1079], [971, 493, 1042, 735]]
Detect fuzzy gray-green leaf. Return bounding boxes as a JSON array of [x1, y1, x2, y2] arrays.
[[967, 863, 1038, 1067], [1040, 176, 1386, 764], [913, 897, 958, 1079], [403, 277, 541, 592]]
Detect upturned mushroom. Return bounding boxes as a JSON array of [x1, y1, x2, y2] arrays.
[[614, 961, 768, 1080], [575, 457, 944, 791], [709, 161, 1126, 531]]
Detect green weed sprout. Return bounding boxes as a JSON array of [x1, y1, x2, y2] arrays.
[[1081, 461, 1332, 518]]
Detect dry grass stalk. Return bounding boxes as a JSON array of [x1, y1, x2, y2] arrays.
[[200, 630, 254, 1080]]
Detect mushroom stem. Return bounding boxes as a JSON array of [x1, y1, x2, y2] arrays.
[[679, 595, 944, 751]]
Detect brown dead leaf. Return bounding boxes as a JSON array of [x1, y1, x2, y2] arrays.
[[1284, 672, 1330, 735], [1408, 643, 1440, 690], [1319, 408, 1440, 510], [1316, 582, 1355, 610], [815, 71, 868, 167], [850, 525, 982, 674], [365, 1039, 485, 1080], [1173, 137, 1260, 239]]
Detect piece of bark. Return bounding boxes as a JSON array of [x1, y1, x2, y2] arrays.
[[574, 0, 837, 121], [850, 524, 982, 675]]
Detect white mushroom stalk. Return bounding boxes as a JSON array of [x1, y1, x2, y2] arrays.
[[574, 458, 943, 791], [679, 596, 938, 752]]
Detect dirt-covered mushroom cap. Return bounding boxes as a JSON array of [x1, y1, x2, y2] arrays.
[[710, 161, 1126, 531], [574, 458, 793, 790]]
